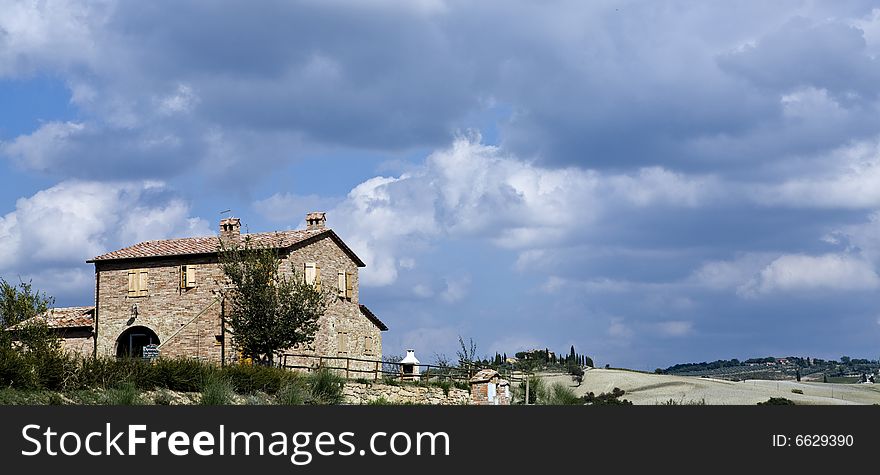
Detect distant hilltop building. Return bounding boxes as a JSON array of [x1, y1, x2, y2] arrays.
[[13, 212, 387, 364]]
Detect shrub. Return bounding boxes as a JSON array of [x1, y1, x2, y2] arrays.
[[153, 358, 211, 392], [308, 368, 345, 405], [513, 376, 546, 404], [104, 383, 142, 405], [658, 398, 706, 405], [583, 387, 632, 405], [223, 363, 294, 395], [275, 378, 309, 405], [47, 392, 64, 405], [757, 397, 795, 406], [434, 380, 453, 396], [200, 374, 234, 405], [367, 396, 393, 405], [791, 388, 803, 395], [545, 382, 582, 405], [153, 389, 174, 405]]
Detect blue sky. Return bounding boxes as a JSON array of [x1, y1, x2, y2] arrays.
[[2, 1, 880, 369]]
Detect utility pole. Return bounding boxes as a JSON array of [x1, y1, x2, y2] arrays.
[[525, 375, 530, 406]]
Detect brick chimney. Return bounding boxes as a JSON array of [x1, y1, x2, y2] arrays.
[[219, 217, 241, 242], [306, 212, 326, 231]]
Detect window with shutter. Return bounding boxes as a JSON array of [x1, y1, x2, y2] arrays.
[[315, 264, 321, 292], [128, 271, 137, 296], [337, 271, 346, 298], [305, 262, 317, 286], [364, 336, 373, 355], [345, 272, 353, 299], [138, 270, 148, 297], [337, 332, 349, 354], [186, 266, 196, 288]]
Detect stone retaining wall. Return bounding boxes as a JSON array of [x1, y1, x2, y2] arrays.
[[343, 381, 470, 405]]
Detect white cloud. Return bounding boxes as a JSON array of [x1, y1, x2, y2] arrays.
[[690, 254, 776, 290], [1, 121, 86, 172], [738, 253, 880, 297], [0, 180, 210, 301], [156, 84, 199, 115], [0, 0, 107, 77], [753, 137, 880, 209], [440, 275, 470, 303], [328, 134, 716, 286], [608, 317, 633, 339], [655, 320, 694, 337]]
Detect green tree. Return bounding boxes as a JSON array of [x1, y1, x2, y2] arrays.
[[0, 278, 58, 353], [218, 237, 328, 365], [456, 336, 478, 368]]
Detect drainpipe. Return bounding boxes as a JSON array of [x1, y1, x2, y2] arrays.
[[220, 297, 226, 368], [93, 266, 99, 359]]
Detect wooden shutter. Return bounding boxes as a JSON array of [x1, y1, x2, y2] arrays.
[[337, 271, 346, 297], [128, 271, 137, 296], [315, 264, 321, 292], [138, 270, 148, 296], [345, 272, 353, 299], [337, 332, 348, 354], [305, 262, 316, 286], [186, 266, 196, 287], [180, 266, 187, 289], [364, 336, 373, 355]]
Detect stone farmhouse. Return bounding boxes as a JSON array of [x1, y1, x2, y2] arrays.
[[15, 212, 387, 365]]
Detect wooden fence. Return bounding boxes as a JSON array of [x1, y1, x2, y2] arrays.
[[279, 353, 529, 384]]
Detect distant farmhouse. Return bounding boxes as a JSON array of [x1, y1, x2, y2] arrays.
[[14, 212, 387, 364]]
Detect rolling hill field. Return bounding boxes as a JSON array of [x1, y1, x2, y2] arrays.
[[539, 368, 880, 405]]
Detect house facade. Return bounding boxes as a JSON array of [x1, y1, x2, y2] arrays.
[[71, 212, 386, 365]]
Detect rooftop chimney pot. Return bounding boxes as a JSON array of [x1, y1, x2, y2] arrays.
[[306, 211, 327, 231], [219, 217, 241, 242]]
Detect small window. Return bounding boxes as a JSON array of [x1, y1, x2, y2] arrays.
[[305, 262, 321, 291], [345, 272, 354, 299], [337, 332, 349, 354], [180, 265, 196, 289], [128, 269, 149, 297], [364, 336, 373, 356], [337, 271, 346, 298]]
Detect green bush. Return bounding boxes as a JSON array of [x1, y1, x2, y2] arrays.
[[433, 380, 453, 396], [153, 358, 211, 392], [758, 397, 795, 406], [514, 376, 546, 404], [103, 383, 142, 405], [199, 374, 234, 405], [582, 387, 632, 405], [275, 378, 309, 405], [223, 363, 295, 395], [545, 382, 582, 405], [308, 368, 345, 404], [658, 398, 706, 405]]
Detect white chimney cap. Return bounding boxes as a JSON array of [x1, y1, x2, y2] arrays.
[[400, 349, 420, 364]]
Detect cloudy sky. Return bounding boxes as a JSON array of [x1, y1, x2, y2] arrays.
[[2, 0, 880, 369]]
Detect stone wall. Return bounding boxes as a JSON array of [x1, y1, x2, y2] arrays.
[[343, 381, 470, 405]]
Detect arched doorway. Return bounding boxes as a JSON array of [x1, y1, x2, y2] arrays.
[[116, 326, 160, 358]]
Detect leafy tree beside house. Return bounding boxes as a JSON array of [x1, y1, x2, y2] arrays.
[[0, 278, 58, 354], [218, 238, 328, 366]]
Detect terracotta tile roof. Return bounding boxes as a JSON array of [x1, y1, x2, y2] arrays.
[[6, 306, 95, 330], [359, 304, 389, 331], [469, 369, 500, 383], [88, 228, 366, 267]]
